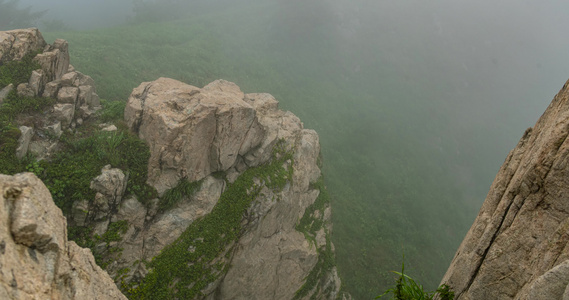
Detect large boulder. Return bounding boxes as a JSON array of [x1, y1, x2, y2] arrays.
[[0, 173, 127, 299], [0, 28, 46, 63], [441, 78, 569, 299], [33, 39, 69, 82], [125, 78, 266, 194]]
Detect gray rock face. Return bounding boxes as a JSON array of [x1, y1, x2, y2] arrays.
[[33, 38, 69, 82], [125, 78, 266, 194], [441, 78, 569, 300], [0, 83, 13, 103], [15, 126, 32, 159], [0, 173, 126, 300], [0, 28, 46, 63]]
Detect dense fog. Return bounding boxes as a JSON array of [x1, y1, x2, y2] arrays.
[[6, 0, 569, 298]]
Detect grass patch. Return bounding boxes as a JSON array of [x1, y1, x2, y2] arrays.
[[98, 99, 126, 122], [38, 128, 157, 214], [0, 49, 53, 175], [0, 50, 41, 89], [376, 256, 455, 300], [125, 140, 293, 299], [158, 179, 203, 212]]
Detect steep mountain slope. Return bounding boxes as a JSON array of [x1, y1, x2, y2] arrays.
[[0, 28, 345, 299], [441, 78, 569, 300]]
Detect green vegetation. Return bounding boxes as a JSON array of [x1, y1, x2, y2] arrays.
[[0, 50, 42, 89], [68, 220, 129, 269], [158, 178, 202, 212], [377, 257, 455, 300], [36, 128, 156, 214], [126, 141, 293, 299], [293, 175, 337, 299], [0, 50, 50, 175]]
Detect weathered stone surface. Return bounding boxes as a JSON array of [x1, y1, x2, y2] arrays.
[[53, 103, 75, 127], [441, 78, 569, 300], [44, 122, 62, 139], [42, 80, 61, 98], [16, 126, 33, 159], [28, 69, 45, 97], [0, 83, 13, 103], [125, 78, 265, 194], [16, 83, 34, 98], [57, 86, 79, 104], [33, 38, 69, 81], [78, 85, 93, 107], [0, 172, 127, 299], [60, 71, 78, 86], [0, 28, 46, 63], [90, 165, 128, 207]]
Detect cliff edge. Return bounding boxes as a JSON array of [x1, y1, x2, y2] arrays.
[[0, 28, 344, 299], [441, 78, 569, 300]]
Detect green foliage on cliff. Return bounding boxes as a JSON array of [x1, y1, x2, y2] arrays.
[[0, 50, 50, 175], [125, 141, 293, 299], [0, 50, 41, 89], [293, 175, 337, 299], [377, 258, 455, 300], [32, 128, 155, 214]]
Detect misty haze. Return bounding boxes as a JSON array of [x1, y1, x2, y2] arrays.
[[2, 0, 569, 299]]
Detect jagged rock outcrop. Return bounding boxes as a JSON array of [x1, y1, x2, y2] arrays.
[[2, 27, 343, 299], [92, 77, 341, 299], [0, 28, 100, 161], [0, 28, 46, 63], [441, 78, 569, 299], [0, 172, 126, 300]]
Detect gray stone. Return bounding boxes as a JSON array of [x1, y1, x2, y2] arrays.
[[33, 39, 69, 81], [90, 165, 128, 209], [527, 260, 569, 300], [42, 80, 61, 98], [73, 72, 95, 89], [0, 83, 13, 103], [441, 78, 569, 300], [57, 86, 79, 104], [0, 172, 127, 299], [45, 122, 62, 139], [101, 125, 117, 132], [60, 71, 78, 86], [16, 126, 33, 159], [17, 83, 35, 98], [0, 28, 47, 63], [28, 69, 46, 97], [53, 103, 75, 127], [125, 78, 264, 194], [78, 85, 93, 107]]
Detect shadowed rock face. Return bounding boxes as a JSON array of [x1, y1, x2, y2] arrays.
[[0, 173, 127, 300], [441, 78, 569, 300]]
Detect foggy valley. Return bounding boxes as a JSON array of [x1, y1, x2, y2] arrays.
[[2, 0, 569, 298]]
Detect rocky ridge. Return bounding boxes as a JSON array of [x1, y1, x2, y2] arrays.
[[441, 78, 569, 300], [0, 28, 344, 299]]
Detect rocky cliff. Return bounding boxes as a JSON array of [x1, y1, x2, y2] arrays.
[[0, 28, 343, 299], [0, 173, 127, 300], [441, 78, 569, 300]]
